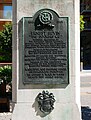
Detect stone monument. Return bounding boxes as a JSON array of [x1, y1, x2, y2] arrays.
[[12, 0, 81, 120]]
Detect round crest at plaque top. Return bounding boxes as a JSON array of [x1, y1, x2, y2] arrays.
[[34, 9, 60, 30], [39, 10, 53, 24]]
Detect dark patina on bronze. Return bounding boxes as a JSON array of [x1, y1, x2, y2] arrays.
[[19, 9, 69, 84], [36, 90, 55, 114]]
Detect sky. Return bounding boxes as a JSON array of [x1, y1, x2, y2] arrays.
[[3, 6, 12, 19]]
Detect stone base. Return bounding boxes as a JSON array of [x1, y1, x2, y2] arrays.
[[12, 102, 81, 120]]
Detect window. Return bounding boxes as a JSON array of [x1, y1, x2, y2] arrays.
[[3, 5, 12, 19]]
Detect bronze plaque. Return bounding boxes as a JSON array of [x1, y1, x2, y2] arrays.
[[19, 9, 69, 84]]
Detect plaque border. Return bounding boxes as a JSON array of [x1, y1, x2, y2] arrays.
[[19, 9, 69, 85]]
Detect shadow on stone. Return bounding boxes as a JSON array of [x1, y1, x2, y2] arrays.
[[81, 106, 91, 120], [32, 97, 47, 117]]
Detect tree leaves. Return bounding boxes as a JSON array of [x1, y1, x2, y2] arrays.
[[0, 23, 12, 62], [0, 65, 12, 84], [80, 15, 85, 31]]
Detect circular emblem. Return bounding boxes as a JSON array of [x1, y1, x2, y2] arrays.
[[39, 10, 53, 24]]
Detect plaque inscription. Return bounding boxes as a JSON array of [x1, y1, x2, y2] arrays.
[[19, 9, 69, 84]]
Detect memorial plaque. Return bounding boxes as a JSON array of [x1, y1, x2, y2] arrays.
[[19, 9, 69, 84]]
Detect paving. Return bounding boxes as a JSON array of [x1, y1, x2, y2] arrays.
[[81, 70, 91, 120], [0, 112, 12, 120], [81, 71, 91, 107]]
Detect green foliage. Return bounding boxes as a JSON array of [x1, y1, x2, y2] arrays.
[[0, 23, 12, 62], [80, 15, 85, 31], [0, 65, 12, 84]]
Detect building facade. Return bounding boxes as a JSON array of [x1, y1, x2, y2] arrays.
[[80, 0, 91, 70], [0, 0, 12, 30]]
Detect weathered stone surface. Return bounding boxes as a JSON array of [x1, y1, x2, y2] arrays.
[[12, 0, 81, 120]]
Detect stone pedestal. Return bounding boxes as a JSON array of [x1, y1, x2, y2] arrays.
[[12, 0, 81, 120]]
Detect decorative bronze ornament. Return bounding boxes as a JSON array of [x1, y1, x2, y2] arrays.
[[36, 90, 55, 114], [39, 10, 53, 25], [35, 10, 54, 30]]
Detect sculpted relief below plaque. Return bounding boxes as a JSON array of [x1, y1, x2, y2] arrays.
[[19, 9, 69, 84]]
